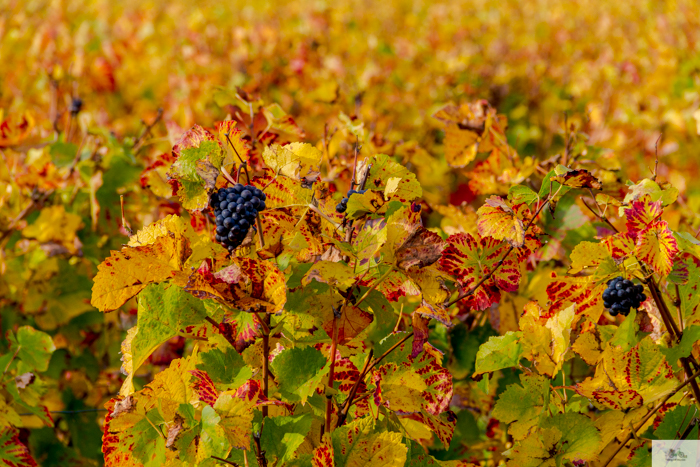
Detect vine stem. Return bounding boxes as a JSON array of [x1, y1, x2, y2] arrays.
[[2, 346, 20, 376], [446, 188, 558, 308], [261, 313, 271, 418], [324, 308, 340, 437], [354, 268, 393, 308], [601, 366, 700, 467]]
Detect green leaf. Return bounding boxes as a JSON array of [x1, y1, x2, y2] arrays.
[[609, 308, 640, 352], [492, 374, 550, 440], [197, 345, 251, 388], [662, 325, 700, 372], [130, 411, 167, 467], [132, 283, 208, 375], [505, 412, 601, 465], [200, 405, 228, 460], [473, 331, 523, 375], [260, 413, 313, 464], [508, 184, 538, 205], [270, 346, 329, 403], [8, 326, 56, 372], [653, 404, 699, 440]]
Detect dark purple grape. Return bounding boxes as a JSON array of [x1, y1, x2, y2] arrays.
[[215, 215, 224, 223], [239, 219, 250, 230], [69, 97, 83, 115], [227, 231, 237, 241], [226, 193, 237, 202], [216, 225, 227, 235], [222, 209, 231, 218], [244, 202, 253, 210], [219, 200, 229, 210], [241, 190, 252, 200], [259, 200, 266, 210], [231, 213, 240, 221], [251, 198, 261, 208], [233, 184, 243, 193], [215, 234, 222, 242], [223, 218, 234, 228]]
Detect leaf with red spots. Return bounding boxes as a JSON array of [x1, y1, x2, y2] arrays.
[[0, 428, 37, 467], [362, 154, 422, 204], [331, 417, 408, 467], [635, 220, 678, 276], [312, 435, 335, 467], [189, 369, 218, 406], [602, 232, 636, 259], [575, 338, 677, 410], [476, 196, 525, 248], [91, 232, 191, 312], [551, 167, 602, 190], [545, 272, 605, 320], [185, 257, 286, 313], [371, 342, 452, 417], [624, 194, 663, 239], [439, 233, 522, 311]]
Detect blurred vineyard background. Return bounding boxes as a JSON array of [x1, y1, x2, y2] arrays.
[[1, 0, 700, 464]]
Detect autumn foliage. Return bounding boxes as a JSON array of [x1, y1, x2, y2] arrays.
[[2, 1, 700, 466]]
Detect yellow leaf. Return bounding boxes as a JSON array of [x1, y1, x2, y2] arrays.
[[262, 142, 322, 179], [574, 338, 677, 410], [476, 196, 525, 248], [22, 205, 83, 253], [568, 241, 609, 275], [91, 233, 190, 312]]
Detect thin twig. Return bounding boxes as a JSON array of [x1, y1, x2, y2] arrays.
[[211, 456, 240, 466], [133, 108, 163, 154]]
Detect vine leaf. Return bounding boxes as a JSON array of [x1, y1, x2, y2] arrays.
[[262, 142, 322, 180], [331, 417, 408, 467], [473, 332, 523, 376], [91, 232, 191, 312], [551, 167, 602, 189], [169, 125, 225, 211], [635, 220, 678, 276], [545, 272, 604, 320], [0, 428, 38, 467], [270, 346, 329, 404], [504, 413, 601, 465], [6, 326, 55, 372], [260, 413, 314, 464], [624, 194, 664, 237], [574, 338, 677, 410], [439, 233, 521, 311], [185, 257, 286, 314], [312, 435, 335, 467], [119, 283, 208, 395], [476, 196, 525, 248], [363, 154, 422, 203], [492, 374, 549, 440]]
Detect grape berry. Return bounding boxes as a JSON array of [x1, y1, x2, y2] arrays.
[[210, 184, 266, 252], [603, 277, 647, 317], [336, 189, 367, 213]]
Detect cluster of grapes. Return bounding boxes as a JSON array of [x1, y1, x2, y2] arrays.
[[336, 189, 367, 213], [210, 184, 266, 252], [603, 277, 647, 317]]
